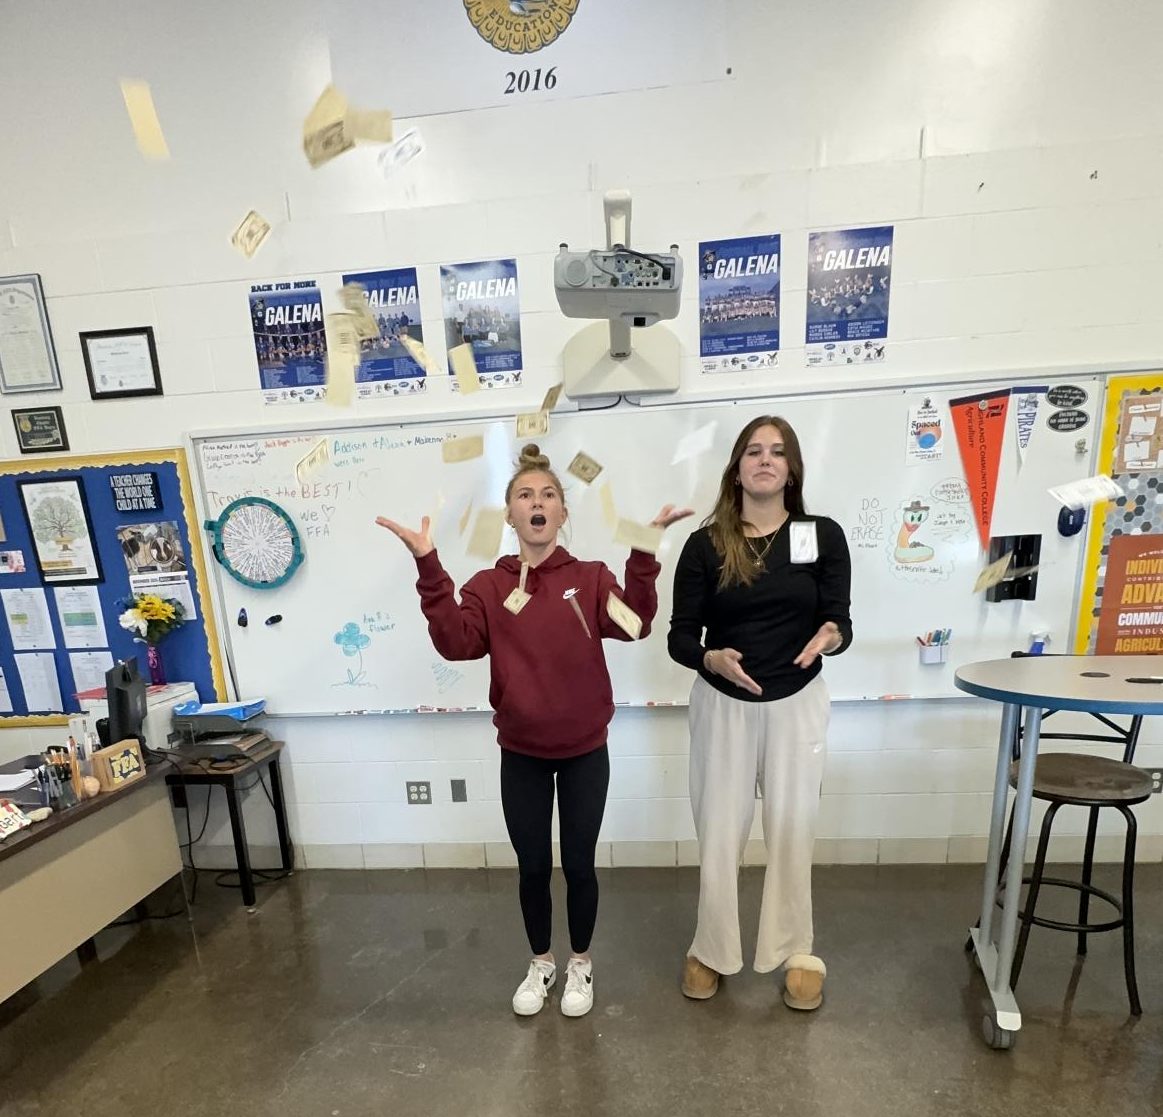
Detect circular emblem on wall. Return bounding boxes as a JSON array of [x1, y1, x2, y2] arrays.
[[203, 497, 304, 590], [463, 0, 580, 54]]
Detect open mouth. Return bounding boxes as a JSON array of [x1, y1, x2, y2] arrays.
[[530, 514, 547, 527]]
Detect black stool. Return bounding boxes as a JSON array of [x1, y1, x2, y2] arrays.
[[996, 752, 1153, 1015]]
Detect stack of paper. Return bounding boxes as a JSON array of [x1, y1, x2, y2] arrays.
[[0, 772, 36, 794]]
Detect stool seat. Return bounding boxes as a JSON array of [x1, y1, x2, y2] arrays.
[[1009, 753, 1154, 804]]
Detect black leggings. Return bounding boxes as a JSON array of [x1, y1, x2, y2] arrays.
[[500, 745, 610, 956]]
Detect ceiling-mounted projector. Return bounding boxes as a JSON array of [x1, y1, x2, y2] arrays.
[[554, 244, 683, 327], [555, 190, 683, 398]]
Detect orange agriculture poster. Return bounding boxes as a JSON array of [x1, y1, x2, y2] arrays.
[[1095, 533, 1163, 654]]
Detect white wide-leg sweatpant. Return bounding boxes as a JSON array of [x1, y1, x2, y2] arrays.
[[688, 672, 831, 974]]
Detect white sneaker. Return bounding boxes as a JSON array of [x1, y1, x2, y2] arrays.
[[561, 957, 594, 1018], [512, 959, 556, 1016]]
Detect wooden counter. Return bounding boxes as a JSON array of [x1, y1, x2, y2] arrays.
[[0, 763, 183, 1003]]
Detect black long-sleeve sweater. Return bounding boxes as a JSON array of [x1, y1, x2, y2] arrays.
[[667, 516, 853, 702]]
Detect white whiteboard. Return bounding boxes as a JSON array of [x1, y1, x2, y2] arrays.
[[192, 377, 1101, 714]]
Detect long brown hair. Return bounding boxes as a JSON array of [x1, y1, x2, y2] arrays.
[[706, 416, 806, 589]]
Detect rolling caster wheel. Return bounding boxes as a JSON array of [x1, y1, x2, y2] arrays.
[[982, 1013, 1016, 1050]]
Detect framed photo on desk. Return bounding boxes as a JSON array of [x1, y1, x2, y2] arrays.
[[0, 273, 62, 394], [80, 326, 162, 400]]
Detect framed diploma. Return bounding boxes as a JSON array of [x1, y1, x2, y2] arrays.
[[12, 405, 69, 454], [0, 273, 62, 394], [80, 326, 163, 400]]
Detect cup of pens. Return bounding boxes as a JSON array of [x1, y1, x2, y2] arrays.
[[43, 747, 80, 809], [918, 629, 950, 665]]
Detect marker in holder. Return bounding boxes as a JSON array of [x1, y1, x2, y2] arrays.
[[917, 628, 950, 665]]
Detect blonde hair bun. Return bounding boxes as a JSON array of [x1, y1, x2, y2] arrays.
[[505, 443, 565, 505], [517, 443, 551, 470]]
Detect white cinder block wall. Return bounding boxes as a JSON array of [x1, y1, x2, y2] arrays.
[[3, 0, 1163, 868]]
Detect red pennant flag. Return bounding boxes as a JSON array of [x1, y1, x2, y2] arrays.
[[949, 389, 1010, 551]]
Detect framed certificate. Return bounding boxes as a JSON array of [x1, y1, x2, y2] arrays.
[[80, 326, 163, 400], [12, 405, 69, 454], [0, 273, 62, 394]]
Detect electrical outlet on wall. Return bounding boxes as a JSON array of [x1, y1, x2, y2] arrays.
[[451, 778, 467, 802], [1148, 770, 1162, 795], [407, 781, 431, 804]]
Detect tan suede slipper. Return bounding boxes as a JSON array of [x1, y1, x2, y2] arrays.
[[681, 955, 720, 1000], [783, 954, 826, 1011]]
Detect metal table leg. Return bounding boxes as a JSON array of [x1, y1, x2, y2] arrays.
[[267, 755, 294, 872], [971, 703, 1042, 1048], [977, 702, 1020, 946], [224, 781, 257, 910]]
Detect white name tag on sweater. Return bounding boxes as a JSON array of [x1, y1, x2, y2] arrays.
[[789, 521, 818, 563]]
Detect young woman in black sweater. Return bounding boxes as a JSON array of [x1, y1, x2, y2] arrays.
[[668, 415, 852, 1011]]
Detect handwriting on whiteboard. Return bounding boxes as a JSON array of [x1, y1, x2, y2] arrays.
[[431, 662, 464, 694], [848, 497, 887, 551]]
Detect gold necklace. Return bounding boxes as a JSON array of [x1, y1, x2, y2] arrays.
[[745, 533, 775, 567], [745, 516, 788, 567]]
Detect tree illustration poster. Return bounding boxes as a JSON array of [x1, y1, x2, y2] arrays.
[[17, 478, 103, 584]]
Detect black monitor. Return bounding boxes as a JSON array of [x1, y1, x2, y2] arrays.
[[106, 658, 147, 747]]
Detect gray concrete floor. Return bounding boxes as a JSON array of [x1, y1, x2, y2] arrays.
[[2, 864, 1163, 1117]]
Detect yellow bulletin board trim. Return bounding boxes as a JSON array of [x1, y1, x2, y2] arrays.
[[1074, 372, 1163, 653], [1, 715, 71, 728], [0, 447, 228, 727]]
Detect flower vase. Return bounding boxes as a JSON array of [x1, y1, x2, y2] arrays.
[[146, 643, 167, 687]]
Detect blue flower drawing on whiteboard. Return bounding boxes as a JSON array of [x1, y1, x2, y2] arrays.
[[333, 622, 376, 688]]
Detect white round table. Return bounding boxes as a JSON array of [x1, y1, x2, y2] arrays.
[[955, 655, 1163, 1049]]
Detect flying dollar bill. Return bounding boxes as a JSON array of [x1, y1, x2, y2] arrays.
[[567, 451, 602, 484], [516, 411, 549, 438], [230, 210, 272, 258]]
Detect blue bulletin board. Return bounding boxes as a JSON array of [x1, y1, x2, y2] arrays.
[[0, 449, 226, 725]]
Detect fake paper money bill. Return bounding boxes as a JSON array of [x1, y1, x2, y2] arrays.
[[567, 451, 602, 484], [230, 210, 272, 258]]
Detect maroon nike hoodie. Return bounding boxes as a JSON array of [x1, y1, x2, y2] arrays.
[[414, 546, 661, 758]]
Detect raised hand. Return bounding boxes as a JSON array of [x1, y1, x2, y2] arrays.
[[650, 504, 696, 529], [376, 515, 434, 558], [704, 647, 762, 696], [793, 622, 842, 669]]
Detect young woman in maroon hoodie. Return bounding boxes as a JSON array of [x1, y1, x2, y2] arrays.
[[378, 443, 691, 1018]]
